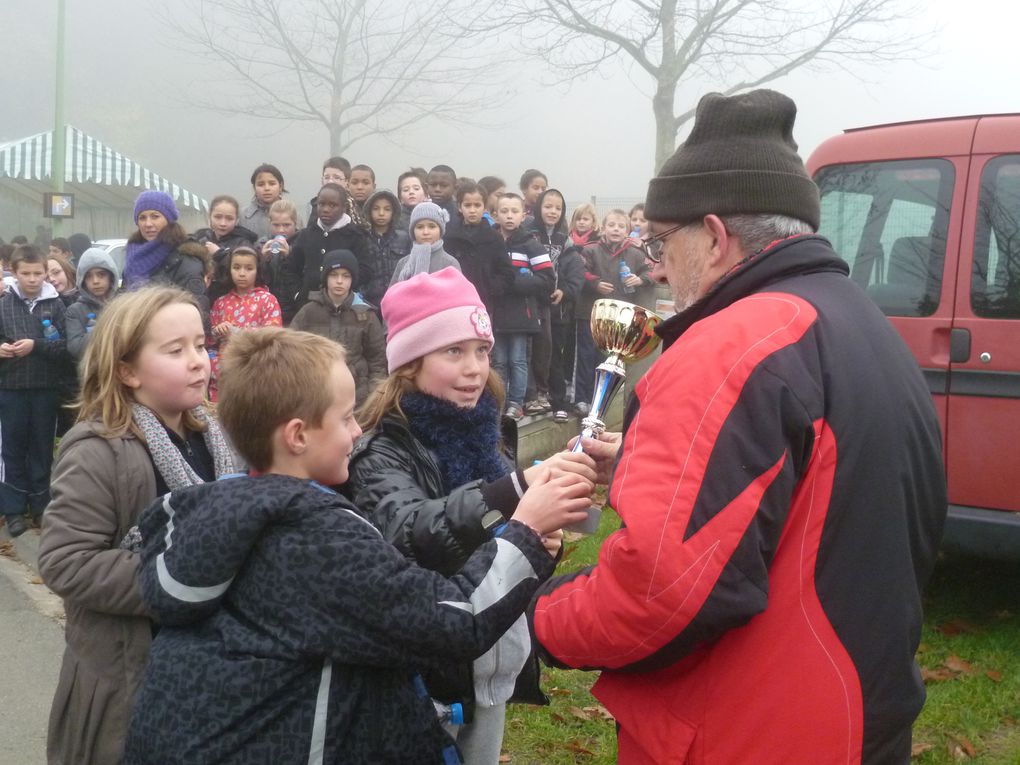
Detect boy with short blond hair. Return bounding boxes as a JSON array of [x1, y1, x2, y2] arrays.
[[124, 327, 573, 764]]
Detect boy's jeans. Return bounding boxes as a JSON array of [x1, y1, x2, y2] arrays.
[[0, 388, 58, 519], [492, 333, 529, 407]]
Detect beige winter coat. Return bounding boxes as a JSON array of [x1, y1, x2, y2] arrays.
[[38, 421, 157, 765]]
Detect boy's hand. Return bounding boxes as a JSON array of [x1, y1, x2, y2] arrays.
[[213, 322, 233, 338], [523, 451, 597, 487], [12, 339, 34, 356], [513, 470, 593, 536], [204, 241, 221, 256], [624, 274, 643, 288], [597, 281, 614, 295], [567, 432, 622, 485], [0, 343, 14, 358], [542, 529, 563, 558], [550, 288, 564, 304]]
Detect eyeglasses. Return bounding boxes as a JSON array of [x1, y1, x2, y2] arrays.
[[639, 222, 689, 264]]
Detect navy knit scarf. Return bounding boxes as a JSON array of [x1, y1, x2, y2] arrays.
[[123, 238, 174, 288], [400, 390, 507, 493]]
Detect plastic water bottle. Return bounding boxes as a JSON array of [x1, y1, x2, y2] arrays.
[[41, 319, 60, 341], [85, 313, 97, 333], [269, 234, 286, 255], [433, 700, 465, 726], [619, 261, 636, 294]]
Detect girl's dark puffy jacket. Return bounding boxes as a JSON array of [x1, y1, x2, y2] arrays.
[[346, 415, 547, 719]]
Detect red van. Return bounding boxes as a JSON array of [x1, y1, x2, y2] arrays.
[[806, 115, 1020, 560]]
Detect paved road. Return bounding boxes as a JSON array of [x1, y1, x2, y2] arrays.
[[0, 539, 64, 765]]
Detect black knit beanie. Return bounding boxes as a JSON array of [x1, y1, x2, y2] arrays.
[[321, 249, 359, 289], [644, 89, 820, 230]]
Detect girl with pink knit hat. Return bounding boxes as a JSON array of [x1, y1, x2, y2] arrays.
[[349, 267, 597, 763]]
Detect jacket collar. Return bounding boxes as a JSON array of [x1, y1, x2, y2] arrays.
[[11, 280, 59, 304], [656, 234, 849, 348]]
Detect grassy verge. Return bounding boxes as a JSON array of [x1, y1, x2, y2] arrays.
[[911, 554, 1020, 764], [503, 511, 1020, 764]]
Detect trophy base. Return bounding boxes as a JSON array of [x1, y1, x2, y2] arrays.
[[564, 505, 601, 535]]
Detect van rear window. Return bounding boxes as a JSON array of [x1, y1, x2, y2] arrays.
[[972, 155, 1020, 319], [815, 159, 953, 317]]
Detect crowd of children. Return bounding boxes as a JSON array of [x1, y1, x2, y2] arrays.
[[0, 155, 658, 763]]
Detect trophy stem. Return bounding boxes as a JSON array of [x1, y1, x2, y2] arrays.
[[571, 354, 626, 453]]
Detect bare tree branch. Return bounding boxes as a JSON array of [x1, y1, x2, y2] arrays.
[[455, 0, 933, 169], [161, 0, 501, 155]]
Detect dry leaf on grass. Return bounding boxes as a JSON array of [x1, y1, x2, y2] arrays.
[[944, 656, 975, 675], [569, 706, 590, 721], [546, 687, 572, 696], [935, 619, 980, 636], [920, 655, 980, 684], [586, 705, 614, 721], [911, 742, 934, 758], [948, 734, 977, 759], [564, 741, 595, 756], [498, 755, 511, 763], [984, 669, 1003, 682], [921, 666, 957, 683]]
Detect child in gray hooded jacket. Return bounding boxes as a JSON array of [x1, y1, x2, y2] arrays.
[[65, 247, 120, 361]]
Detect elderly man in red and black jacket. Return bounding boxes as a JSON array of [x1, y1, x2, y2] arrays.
[[529, 89, 947, 765]]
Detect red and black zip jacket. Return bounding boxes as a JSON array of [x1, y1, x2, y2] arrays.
[[531, 235, 947, 765]]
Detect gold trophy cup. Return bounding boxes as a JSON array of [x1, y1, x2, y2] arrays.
[[567, 299, 662, 533]]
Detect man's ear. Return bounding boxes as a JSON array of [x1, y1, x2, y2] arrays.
[[702, 214, 731, 267], [281, 418, 307, 455]]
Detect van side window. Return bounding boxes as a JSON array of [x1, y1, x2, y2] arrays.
[[972, 156, 1020, 319], [815, 160, 953, 317]]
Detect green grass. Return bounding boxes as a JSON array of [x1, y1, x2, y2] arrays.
[[911, 555, 1020, 764], [503, 510, 1020, 764]]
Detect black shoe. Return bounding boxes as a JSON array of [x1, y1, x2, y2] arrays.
[[6, 515, 28, 538]]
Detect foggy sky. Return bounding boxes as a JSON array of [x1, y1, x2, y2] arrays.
[[1, 0, 1014, 226]]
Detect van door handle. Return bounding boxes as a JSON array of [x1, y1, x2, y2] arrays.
[[950, 328, 971, 363]]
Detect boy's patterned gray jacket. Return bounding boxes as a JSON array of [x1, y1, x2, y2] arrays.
[[123, 474, 554, 765]]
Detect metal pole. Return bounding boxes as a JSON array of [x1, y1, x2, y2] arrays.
[[52, 0, 67, 236]]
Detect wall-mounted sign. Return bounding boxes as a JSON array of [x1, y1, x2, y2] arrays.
[[43, 192, 75, 219]]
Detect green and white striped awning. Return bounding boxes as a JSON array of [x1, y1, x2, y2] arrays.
[[0, 125, 208, 212]]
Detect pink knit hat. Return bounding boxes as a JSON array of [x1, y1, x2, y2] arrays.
[[381, 267, 493, 373]]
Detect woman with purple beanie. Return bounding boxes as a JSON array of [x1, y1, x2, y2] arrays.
[[124, 190, 209, 315]]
